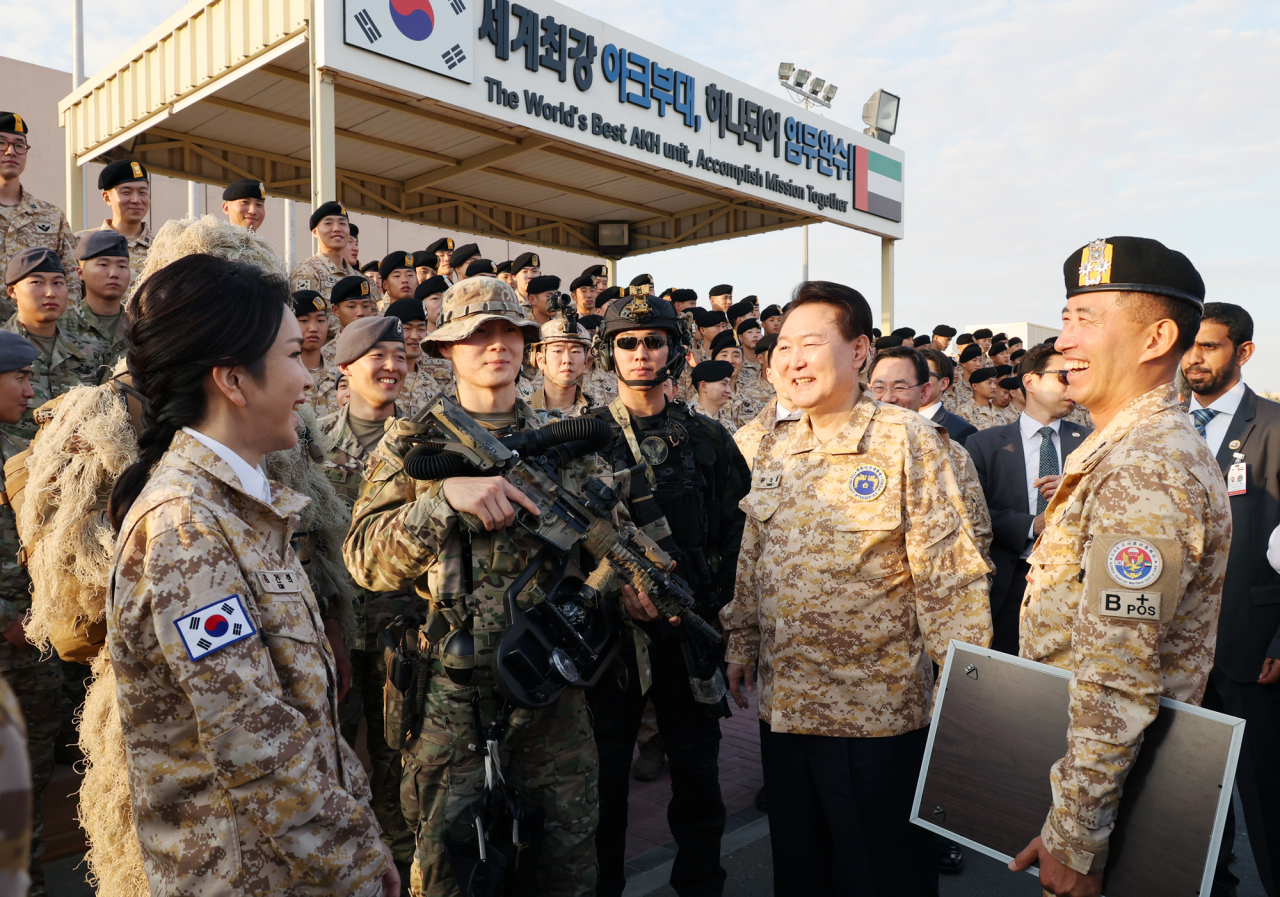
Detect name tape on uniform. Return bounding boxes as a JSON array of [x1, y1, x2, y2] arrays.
[[753, 474, 781, 489], [257, 569, 302, 594], [174, 594, 257, 661], [1099, 588, 1162, 622]]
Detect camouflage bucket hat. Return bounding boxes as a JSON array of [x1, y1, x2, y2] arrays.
[[534, 316, 592, 347], [424, 277, 541, 358]]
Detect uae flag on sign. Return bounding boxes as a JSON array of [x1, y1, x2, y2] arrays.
[[853, 147, 903, 223], [174, 594, 257, 661]]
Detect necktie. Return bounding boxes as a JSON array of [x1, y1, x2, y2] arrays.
[[1037, 426, 1057, 513], [1191, 408, 1219, 439]]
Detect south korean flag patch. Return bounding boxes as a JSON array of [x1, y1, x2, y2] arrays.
[[175, 595, 257, 661]]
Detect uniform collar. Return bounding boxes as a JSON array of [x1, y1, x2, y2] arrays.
[[100, 218, 151, 245], [181, 427, 272, 503], [330, 402, 399, 459], [790, 394, 876, 455], [1074, 383, 1181, 468], [170, 430, 309, 518], [4, 319, 89, 364]]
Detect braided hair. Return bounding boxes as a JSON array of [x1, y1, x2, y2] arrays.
[[108, 254, 288, 530]]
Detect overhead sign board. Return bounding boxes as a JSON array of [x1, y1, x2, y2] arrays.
[[332, 0, 904, 238]]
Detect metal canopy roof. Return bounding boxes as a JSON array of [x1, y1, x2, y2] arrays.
[[59, 0, 902, 262]]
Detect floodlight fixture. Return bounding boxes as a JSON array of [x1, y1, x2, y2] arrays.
[[778, 62, 795, 80], [823, 83, 838, 101], [793, 69, 811, 88], [862, 89, 900, 142], [808, 77, 826, 95]]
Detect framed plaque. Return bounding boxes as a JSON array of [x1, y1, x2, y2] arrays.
[[911, 642, 1244, 896]]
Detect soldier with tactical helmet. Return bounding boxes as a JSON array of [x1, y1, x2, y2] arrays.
[[343, 276, 669, 897], [529, 316, 596, 416], [584, 291, 750, 897]]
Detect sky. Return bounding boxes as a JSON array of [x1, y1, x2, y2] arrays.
[[5, 0, 1279, 385]]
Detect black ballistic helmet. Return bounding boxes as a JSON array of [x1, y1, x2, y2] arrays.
[[594, 293, 693, 388]]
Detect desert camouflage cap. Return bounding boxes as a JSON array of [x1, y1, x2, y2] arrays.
[[423, 277, 540, 357], [535, 316, 592, 347]]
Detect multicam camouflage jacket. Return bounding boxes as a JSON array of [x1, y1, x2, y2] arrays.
[[108, 431, 388, 896], [0, 319, 98, 446], [1021, 383, 1231, 875], [0, 187, 80, 314], [721, 396, 993, 739]]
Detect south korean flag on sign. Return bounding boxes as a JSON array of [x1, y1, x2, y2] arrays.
[[344, 0, 475, 84], [174, 595, 257, 661]]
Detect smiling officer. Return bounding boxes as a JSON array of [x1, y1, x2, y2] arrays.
[[1009, 237, 1233, 897]]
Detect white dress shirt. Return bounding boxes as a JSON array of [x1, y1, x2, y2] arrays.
[[920, 401, 943, 422], [1189, 378, 1247, 458], [775, 401, 802, 424], [1019, 413, 1062, 556], [182, 426, 273, 504]]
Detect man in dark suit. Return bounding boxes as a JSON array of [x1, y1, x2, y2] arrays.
[[966, 344, 1092, 654], [1185, 304, 1280, 897], [919, 347, 978, 446]]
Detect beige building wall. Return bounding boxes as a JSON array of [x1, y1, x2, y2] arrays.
[[2, 54, 600, 285]]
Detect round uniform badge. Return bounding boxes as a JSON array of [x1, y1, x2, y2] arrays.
[[848, 465, 887, 502], [640, 436, 669, 465], [1107, 538, 1163, 589]]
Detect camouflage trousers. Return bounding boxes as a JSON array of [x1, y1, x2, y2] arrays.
[[2, 654, 63, 897], [339, 648, 416, 863], [402, 677, 598, 897]]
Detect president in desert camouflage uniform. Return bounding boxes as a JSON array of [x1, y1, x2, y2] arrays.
[[0, 331, 60, 897], [1009, 238, 1232, 897], [344, 277, 657, 897], [721, 282, 992, 897]]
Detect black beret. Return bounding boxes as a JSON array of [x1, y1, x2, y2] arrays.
[[98, 159, 149, 191], [527, 275, 561, 294], [468, 259, 496, 276], [959, 343, 983, 363], [222, 178, 266, 201], [709, 329, 741, 357], [292, 290, 327, 317], [360, 260, 380, 275], [709, 284, 733, 297], [691, 360, 735, 388], [411, 250, 436, 270], [993, 332, 1007, 342], [1008, 336, 1024, 346], [754, 333, 778, 358], [1065, 236, 1205, 309], [0, 112, 28, 136], [736, 318, 761, 335], [582, 264, 607, 278], [995, 364, 1013, 377], [913, 335, 931, 347], [348, 223, 359, 239], [970, 366, 999, 384], [1010, 348, 1026, 363], [891, 326, 916, 338], [513, 251, 541, 271], [932, 324, 957, 337], [874, 335, 901, 351], [569, 274, 595, 293], [972, 328, 993, 340], [671, 289, 698, 305], [309, 201, 348, 230], [425, 237, 455, 256], [379, 251, 415, 281], [496, 260, 513, 274], [629, 273, 654, 288], [989, 341, 1008, 356], [415, 275, 450, 298], [727, 299, 754, 320], [597, 285, 623, 306], [385, 297, 426, 324], [449, 243, 480, 268], [74, 230, 128, 261], [999, 375, 1022, 391], [760, 304, 783, 321], [0, 331, 38, 373], [331, 275, 372, 304], [334, 316, 404, 365], [5, 246, 63, 285], [871, 328, 882, 339], [578, 314, 602, 331], [659, 287, 674, 300], [698, 309, 729, 329], [956, 333, 974, 345], [743, 294, 758, 305]]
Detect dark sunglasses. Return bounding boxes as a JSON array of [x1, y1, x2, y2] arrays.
[[1035, 369, 1070, 385], [615, 334, 669, 351]]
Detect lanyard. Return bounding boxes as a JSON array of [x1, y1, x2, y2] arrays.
[[608, 397, 657, 488]]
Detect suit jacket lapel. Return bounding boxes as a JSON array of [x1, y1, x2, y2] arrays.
[[1216, 386, 1257, 473]]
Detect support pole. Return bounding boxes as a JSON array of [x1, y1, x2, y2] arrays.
[[66, 0, 87, 230], [606, 258, 617, 288], [802, 224, 809, 283], [309, 30, 337, 257], [283, 198, 296, 270], [880, 237, 895, 334], [187, 181, 202, 219]]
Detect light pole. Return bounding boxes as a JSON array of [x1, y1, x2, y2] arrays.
[[777, 63, 839, 284]]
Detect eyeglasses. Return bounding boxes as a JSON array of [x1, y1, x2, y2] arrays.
[[1034, 369, 1069, 385], [869, 383, 921, 398], [0, 140, 30, 155], [614, 334, 669, 351]]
